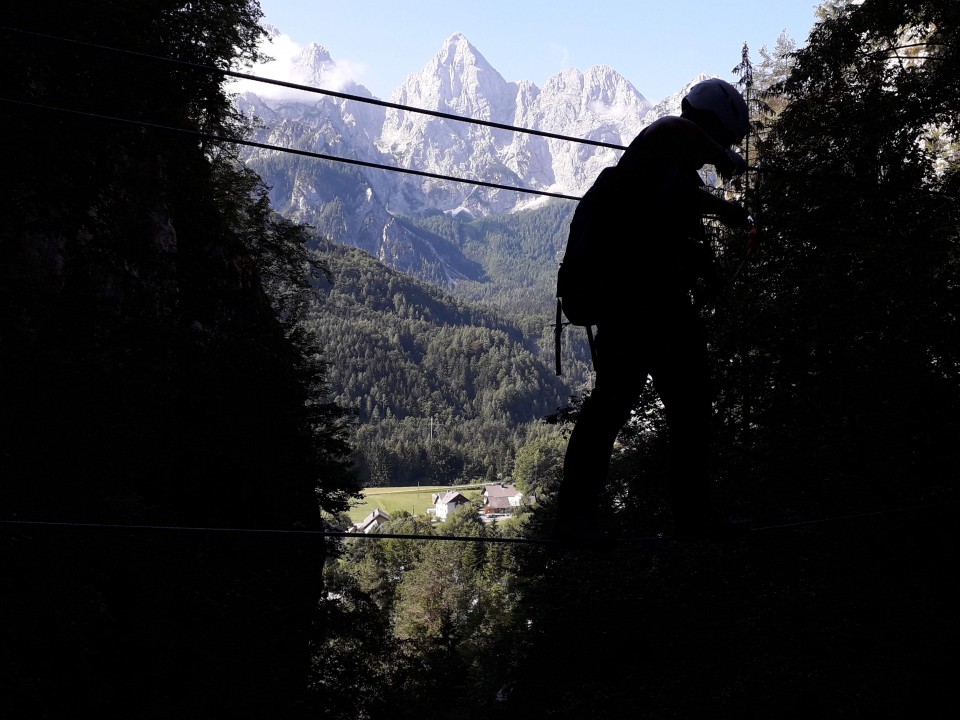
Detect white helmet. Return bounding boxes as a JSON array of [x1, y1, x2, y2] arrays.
[[681, 78, 749, 146]]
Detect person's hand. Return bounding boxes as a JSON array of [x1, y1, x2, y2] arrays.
[[718, 201, 751, 230], [724, 148, 748, 175], [716, 148, 748, 178]]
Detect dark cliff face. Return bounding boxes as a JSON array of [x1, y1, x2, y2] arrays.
[[0, 146, 310, 521], [1, 162, 326, 720], [0, 7, 338, 717]]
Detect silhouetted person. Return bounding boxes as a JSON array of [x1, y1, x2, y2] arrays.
[[556, 78, 754, 542]]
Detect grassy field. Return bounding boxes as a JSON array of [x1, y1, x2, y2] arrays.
[[346, 484, 483, 524]]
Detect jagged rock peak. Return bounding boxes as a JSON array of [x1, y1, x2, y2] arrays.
[[548, 65, 646, 101], [395, 32, 513, 117], [282, 40, 374, 97], [436, 32, 489, 70], [542, 65, 651, 122], [641, 72, 716, 123], [299, 42, 334, 66]]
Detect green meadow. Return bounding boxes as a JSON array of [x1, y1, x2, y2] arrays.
[[346, 484, 484, 524]]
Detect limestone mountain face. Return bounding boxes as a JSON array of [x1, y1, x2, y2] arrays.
[[236, 30, 710, 284], [377, 32, 531, 217]]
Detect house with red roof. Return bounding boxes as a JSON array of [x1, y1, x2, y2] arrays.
[[481, 483, 523, 515]]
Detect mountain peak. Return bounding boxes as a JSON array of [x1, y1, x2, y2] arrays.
[[387, 32, 511, 118], [300, 42, 333, 65], [443, 31, 470, 46], [439, 32, 479, 60], [434, 32, 494, 75]]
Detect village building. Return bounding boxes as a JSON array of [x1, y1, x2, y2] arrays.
[[431, 490, 470, 521], [350, 508, 391, 534], [481, 483, 524, 517]]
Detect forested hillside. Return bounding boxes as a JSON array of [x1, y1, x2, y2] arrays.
[[408, 200, 574, 316], [306, 242, 572, 486], [405, 201, 597, 390]]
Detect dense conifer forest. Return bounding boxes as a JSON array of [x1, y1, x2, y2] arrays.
[[3, 1, 960, 719], [305, 238, 581, 486]]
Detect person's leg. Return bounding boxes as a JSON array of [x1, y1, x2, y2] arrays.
[[650, 307, 750, 539], [646, 308, 715, 529], [556, 327, 647, 538]]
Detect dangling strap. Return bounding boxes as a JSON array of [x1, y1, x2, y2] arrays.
[[554, 299, 563, 376], [586, 325, 598, 372], [554, 304, 599, 376]]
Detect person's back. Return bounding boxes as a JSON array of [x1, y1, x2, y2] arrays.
[[566, 112, 747, 318]]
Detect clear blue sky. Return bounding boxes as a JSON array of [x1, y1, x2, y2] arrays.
[[253, 1, 822, 102]]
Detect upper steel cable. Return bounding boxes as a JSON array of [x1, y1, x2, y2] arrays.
[[0, 25, 629, 151], [0, 97, 583, 201]]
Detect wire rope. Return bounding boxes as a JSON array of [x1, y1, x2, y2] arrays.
[[0, 26, 629, 151], [0, 97, 583, 201], [3, 499, 956, 548]]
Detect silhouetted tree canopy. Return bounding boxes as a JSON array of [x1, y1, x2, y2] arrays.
[[708, 0, 960, 508], [1, 2, 356, 717]]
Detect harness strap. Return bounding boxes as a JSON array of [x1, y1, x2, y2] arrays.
[[554, 301, 599, 377], [554, 299, 563, 376]]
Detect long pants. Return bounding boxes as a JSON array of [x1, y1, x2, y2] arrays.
[[558, 301, 713, 527]]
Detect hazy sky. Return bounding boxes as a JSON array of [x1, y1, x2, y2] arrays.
[[252, 1, 822, 102]]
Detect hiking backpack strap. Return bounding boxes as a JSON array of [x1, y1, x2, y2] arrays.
[[554, 299, 563, 376], [554, 301, 599, 377]]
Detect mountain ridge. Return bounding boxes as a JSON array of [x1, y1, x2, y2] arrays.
[[236, 30, 713, 286]]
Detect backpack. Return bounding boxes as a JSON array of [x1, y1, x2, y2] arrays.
[[554, 165, 624, 375]]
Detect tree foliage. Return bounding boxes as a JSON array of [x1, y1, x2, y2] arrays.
[[321, 505, 529, 719], [307, 243, 571, 486], [711, 0, 960, 508], [1, 2, 357, 717]]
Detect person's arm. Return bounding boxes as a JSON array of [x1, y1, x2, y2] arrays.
[[696, 185, 760, 263], [641, 116, 750, 225], [644, 116, 747, 176], [695, 189, 751, 229]]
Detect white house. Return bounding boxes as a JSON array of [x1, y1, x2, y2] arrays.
[[431, 490, 470, 521]]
